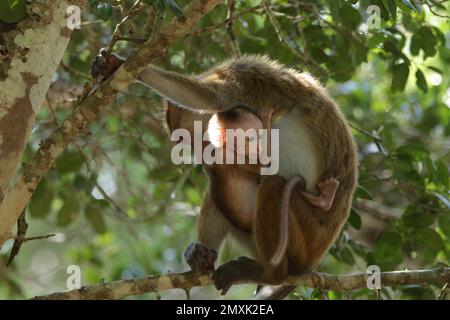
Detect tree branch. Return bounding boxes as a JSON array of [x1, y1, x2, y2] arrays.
[[0, 0, 224, 247], [32, 267, 450, 300]]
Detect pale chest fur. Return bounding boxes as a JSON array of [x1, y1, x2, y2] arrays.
[[273, 109, 319, 193]]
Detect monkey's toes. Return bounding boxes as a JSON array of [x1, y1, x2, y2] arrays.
[[184, 241, 217, 273], [212, 262, 238, 295], [212, 257, 260, 295], [317, 177, 339, 190]]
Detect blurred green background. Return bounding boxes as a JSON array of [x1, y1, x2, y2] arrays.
[[0, 0, 449, 300]]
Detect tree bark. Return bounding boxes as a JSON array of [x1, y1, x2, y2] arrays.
[[32, 267, 450, 300], [0, 0, 84, 242]]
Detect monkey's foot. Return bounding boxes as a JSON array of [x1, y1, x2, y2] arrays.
[[90, 48, 124, 80], [212, 256, 263, 295], [300, 178, 339, 211], [184, 241, 217, 273]]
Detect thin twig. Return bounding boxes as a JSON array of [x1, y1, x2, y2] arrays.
[[189, 4, 263, 36], [106, 0, 145, 53], [60, 63, 91, 80], [262, 0, 319, 74], [226, 0, 241, 57], [439, 283, 449, 300]]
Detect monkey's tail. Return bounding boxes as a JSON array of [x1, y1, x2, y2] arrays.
[[270, 175, 305, 266]]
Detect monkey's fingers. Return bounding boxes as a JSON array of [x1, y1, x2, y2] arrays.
[[90, 48, 124, 81], [184, 241, 217, 273]]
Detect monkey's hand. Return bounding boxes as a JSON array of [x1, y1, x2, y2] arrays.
[[90, 48, 125, 81], [212, 256, 263, 295], [259, 106, 274, 127], [184, 241, 217, 273]]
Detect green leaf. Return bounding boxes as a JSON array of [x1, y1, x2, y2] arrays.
[[413, 228, 443, 259], [29, 180, 54, 218], [73, 175, 88, 191], [431, 26, 446, 45], [435, 160, 449, 190], [423, 156, 435, 179], [57, 196, 80, 226], [381, 0, 397, 20], [96, 3, 113, 21], [355, 184, 374, 200], [348, 208, 362, 230], [396, 0, 416, 12], [410, 27, 438, 58], [327, 0, 341, 23], [85, 204, 107, 234], [166, 0, 183, 18], [0, 0, 26, 23], [339, 3, 361, 29], [415, 69, 428, 93], [340, 247, 356, 265], [88, 0, 100, 6], [438, 213, 450, 237], [402, 205, 434, 228], [374, 231, 403, 270], [56, 151, 86, 174], [184, 186, 202, 206], [396, 144, 428, 159], [391, 62, 409, 92]]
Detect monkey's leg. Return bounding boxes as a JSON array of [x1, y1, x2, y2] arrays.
[[300, 178, 339, 211], [213, 176, 289, 294], [184, 192, 227, 273]]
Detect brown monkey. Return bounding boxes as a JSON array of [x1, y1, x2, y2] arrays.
[[92, 53, 358, 296], [205, 106, 339, 262]]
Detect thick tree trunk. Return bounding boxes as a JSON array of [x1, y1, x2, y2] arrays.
[[0, 0, 82, 244]]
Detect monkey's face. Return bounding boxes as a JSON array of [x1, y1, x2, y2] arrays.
[[208, 111, 263, 159]]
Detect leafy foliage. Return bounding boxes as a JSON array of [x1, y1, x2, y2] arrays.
[[0, 0, 26, 23]]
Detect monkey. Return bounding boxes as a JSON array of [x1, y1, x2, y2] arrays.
[[205, 106, 340, 263], [91, 52, 358, 296]]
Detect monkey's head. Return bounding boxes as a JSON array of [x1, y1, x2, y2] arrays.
[[208, 106, 263, 157]]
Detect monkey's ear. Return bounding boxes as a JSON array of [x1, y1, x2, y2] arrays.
[[164, 100, 176, 133]]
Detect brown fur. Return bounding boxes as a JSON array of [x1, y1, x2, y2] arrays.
[[152, 55, 357, 287]]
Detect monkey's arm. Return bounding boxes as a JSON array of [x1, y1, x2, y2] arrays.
[[184, 192, 227, 273], [300, 178, 339, 211], [139, 65, 235, 112], [91, 50, 236, 113]]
